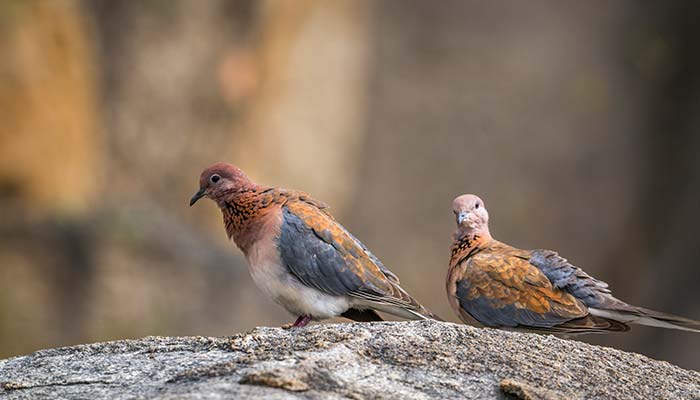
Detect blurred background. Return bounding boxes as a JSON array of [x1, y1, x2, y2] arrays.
[[0, 0, 699, 370]]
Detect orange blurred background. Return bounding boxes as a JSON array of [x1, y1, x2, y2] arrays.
[[0, 0, 698, 370]]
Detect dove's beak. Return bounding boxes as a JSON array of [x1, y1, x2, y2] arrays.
[[190, 188, 206, 206], [457, 211, 470, 225]]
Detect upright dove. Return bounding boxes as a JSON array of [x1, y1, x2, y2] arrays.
[[447, 194, 700, 334], [190, 162, 441, 327]]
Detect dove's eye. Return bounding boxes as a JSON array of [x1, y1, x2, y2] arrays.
[[210, 174, 221, 184], [475, 203, 480, 209]]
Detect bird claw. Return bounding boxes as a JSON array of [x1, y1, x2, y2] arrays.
[[283, 315, 312, 329]]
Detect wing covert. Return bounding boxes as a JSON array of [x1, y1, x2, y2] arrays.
[[527, 250, 626, 309], [278, 202, 416, 308], [454, 253, 588, 328]]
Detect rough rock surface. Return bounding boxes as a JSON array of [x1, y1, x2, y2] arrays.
[[0, 321, 698, 399]]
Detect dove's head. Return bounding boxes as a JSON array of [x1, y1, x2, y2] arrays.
[[452, 194, 490, 237], [190, 162, 253, 206]]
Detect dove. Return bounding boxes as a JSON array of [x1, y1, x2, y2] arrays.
[[190, 162, 441, 327], [447, 194, 700, 334]]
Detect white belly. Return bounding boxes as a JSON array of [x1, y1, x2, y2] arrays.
[[246, 239, 351, 319]]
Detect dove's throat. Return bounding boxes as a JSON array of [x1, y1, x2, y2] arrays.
[[451, 227, 492, 266]]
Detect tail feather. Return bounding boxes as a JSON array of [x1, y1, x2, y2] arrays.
[[633, 307, 700, 332], [522, 315, 630, 335], [590, 307, 700, 333], [370, 302, 444, 322], [410, 307, 445, 322], [400, 304, 445, 322]]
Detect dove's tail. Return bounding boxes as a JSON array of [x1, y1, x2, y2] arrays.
[[408, 307, 445, 322], [371, 303, 445, 322], [589, 307, 700, 333]]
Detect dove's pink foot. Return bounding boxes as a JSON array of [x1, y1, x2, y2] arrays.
[[292, 315, 312, 328]]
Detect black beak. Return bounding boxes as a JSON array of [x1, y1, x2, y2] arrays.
[[189, 188, 206, 206]]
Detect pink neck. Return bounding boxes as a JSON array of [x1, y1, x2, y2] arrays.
[[455, 225, 491, 242]]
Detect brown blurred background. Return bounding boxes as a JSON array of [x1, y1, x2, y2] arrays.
[[0, 0, 698, 370]]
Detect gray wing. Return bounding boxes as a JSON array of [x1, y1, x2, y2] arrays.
[[277, 206, 418, 307], [527, 250, 627, 309]]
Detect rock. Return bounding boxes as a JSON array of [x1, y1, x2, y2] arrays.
[[0, 321, 698, 399]]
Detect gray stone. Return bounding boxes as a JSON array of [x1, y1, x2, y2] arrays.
[[0, 321, 698, 399]]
